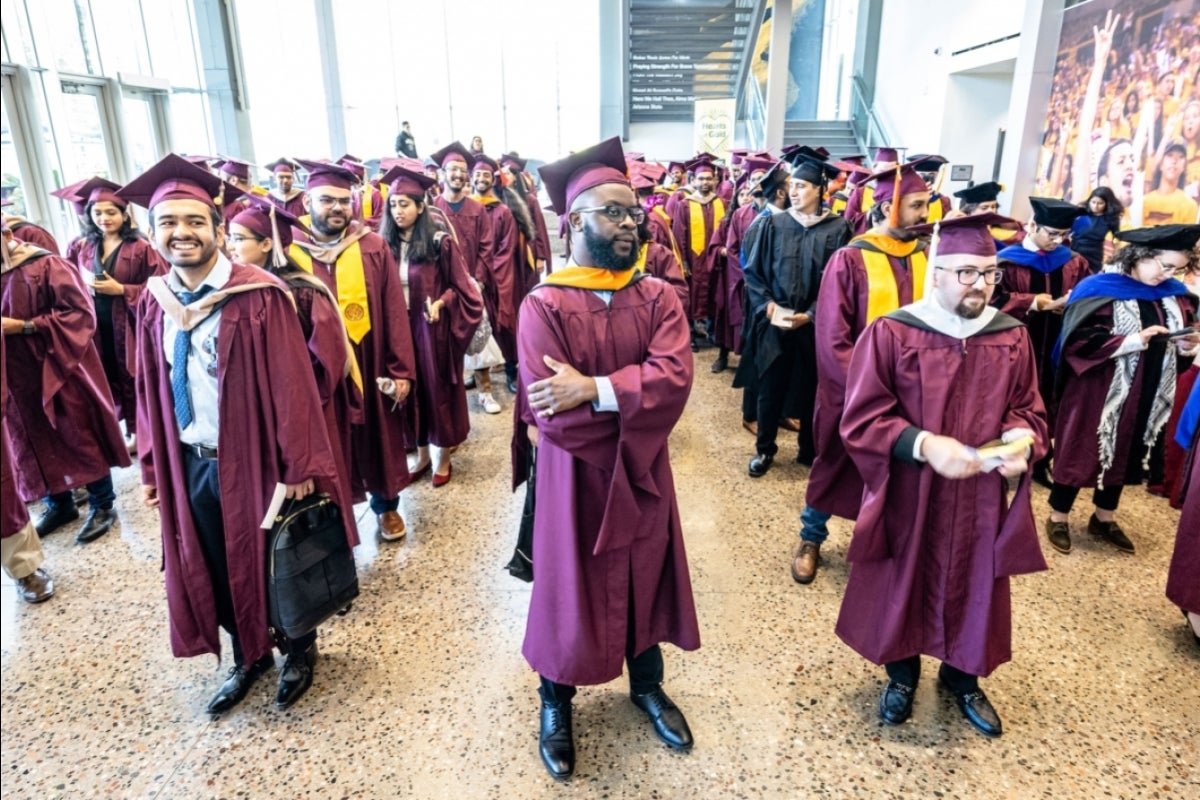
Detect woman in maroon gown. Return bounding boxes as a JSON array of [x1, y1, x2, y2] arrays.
[[1047, 225, 1200, 555], [380, 166, 484, 486], [71, 178, 167, 445]]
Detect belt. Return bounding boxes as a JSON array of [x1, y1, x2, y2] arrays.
[[182, 442, 218, 460]]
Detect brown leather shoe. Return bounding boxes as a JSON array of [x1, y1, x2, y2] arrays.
[[377, 511, 407, 542], [1044, 517, 1071, 554], [781, 418, 801, 433], [791, 541, 821, 584], [742, 419, 758, 436], [17, 568, 55, 604]]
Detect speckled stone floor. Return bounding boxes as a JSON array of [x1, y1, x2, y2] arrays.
[[2, 355, 1197, 800]]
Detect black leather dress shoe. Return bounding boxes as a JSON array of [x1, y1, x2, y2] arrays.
[[506, 376, 518, 395], [710, 354, 728, 373], [539, 700, 575, 780], [72, 487, 89, 505], [879, 680, 915, 725], [76, 507, 117, 544], [631, 687, 693, 751], [208, 654, 275, 714], [1088, 514, 1134, 554], [275, 643, 318, 709], [34, 504, 80, 537], [748, 453, 774, 478], [950, 688, 1003, 737]]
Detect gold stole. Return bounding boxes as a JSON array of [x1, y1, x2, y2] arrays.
[[361, 186, 373, 221], [926, 196, 944, 223], [288, 240, 372, 344], [542, 265, 637, 290], [854, 239, 927, 324], [688, 196, 725, 256], [635, 243, 649, 272]]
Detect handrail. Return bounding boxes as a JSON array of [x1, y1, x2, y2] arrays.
[[850, 74, 889, 152], [732, 0, 769, 117], [741, 67, 766, 149]]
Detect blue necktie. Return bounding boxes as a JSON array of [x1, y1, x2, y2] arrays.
[[172, 286, 214, 430]]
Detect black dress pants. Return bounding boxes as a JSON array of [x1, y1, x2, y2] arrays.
[[886, 655, 978, 693], [184, 449, 315, 666], [539, 644, 664, 704], [755, 326, 816, 461]]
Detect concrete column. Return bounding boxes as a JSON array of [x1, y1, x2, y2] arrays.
[[313, 0, 347, 158], [192, 0, 255, 159], [763, 0, 792, 152], [999, 0, 1066, 221]]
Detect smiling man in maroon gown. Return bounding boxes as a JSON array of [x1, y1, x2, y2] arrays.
[[517, 138, 700, 781], [836, 214, 1048, 738], [124, 154, 355, 713]]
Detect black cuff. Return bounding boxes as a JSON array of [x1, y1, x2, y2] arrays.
[[892, 426, 923, 465]]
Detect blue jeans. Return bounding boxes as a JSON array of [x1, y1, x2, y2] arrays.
[[46, 474, 116, 511], [369, 493, 399, 515], [799, 505, 831, 545]]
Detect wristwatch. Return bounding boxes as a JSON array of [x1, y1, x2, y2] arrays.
[[22, 320, 34, 335]]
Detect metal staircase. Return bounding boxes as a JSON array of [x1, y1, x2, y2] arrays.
[[782, 120, 861, 158]]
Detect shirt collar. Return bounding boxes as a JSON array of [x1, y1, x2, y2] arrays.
[[904, 296, 997, 340], [167, 253, 232, 293]]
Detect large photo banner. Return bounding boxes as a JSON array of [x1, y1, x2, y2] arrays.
[[1035, 0, 1199, 226]]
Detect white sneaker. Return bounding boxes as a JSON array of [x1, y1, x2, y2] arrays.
[[479, 392, 501, 414]]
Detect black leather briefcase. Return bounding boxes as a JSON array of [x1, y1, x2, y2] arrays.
[[267, 493, 358, 642]]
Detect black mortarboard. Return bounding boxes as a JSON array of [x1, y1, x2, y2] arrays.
[[953, 181, 1002, 204], [1114, 224, 1200, 251], [1029, 197, 1086, 229]]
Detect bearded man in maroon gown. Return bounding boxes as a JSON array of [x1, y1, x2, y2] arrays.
[[291, 159, 417, 544], [122, 154, 356, 713], [670, 157, 726, 332], [264, 158, 306, 218], [836, 214, 1049, 739], [469, 155, 519, 384], [516, 138, 701, 781]]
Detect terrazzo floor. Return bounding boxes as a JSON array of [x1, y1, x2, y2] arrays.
[[2, 355, 1197, 800]]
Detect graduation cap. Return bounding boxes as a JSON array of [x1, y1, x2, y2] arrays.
[[537, 136, 628, 215], [117, 153, 244, 211], [500, 152, 528, 171], [953, 181, 1002, 205], [666, 160, 686, 173], [183, 154, 218, 168], [379, 156, 426, 173], [471, 154, 500, 174], [336, 156, 368, 181], [265, 158, 298, 174], [230, 194, 310, 260], [1114, 223, 1200, 252], [909, 213, 1021, 258], [728, 148, 748, 166], [747, 161, 790, 198], [907, 154, 947, 171], [295, 159, 358, 191], [864, 162, 932, 228], [686, 154, 717, 175], [215, 157, 253, 181], [50, 179, 91, 215], [873, 146, 901, 167], [380, 165, 437, 198], [740, 157, 776, 179], [1029, 197, 1086, 229], [624, 151, 646, 163], [781, 146, 842, 185], [76, 176, 127, 209], [429, 141, 475, 170]]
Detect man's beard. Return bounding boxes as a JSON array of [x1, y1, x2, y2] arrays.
[[956, 292, 987, 319], [583, 224, 638, 272], [311, 211, 348, 236]]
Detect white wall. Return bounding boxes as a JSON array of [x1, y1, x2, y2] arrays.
[[938, 69, 1014, 197], [871, 0, 1026, 155], [627, 122, 697, 161]]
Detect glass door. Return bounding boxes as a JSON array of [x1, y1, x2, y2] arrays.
[[0, 84, 30, 217], [59, 81, 116, 179], [121, 89, 169, 177]]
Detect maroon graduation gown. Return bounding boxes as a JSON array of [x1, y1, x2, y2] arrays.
[[836, 310, 1048, 676], [641, 241, 689, 311], [9, 219, 60, 255], [135, 262, 352, 664], [434, 194, 495, 318], [1, 332, 30, 538], [477, 198, 519, 361], [1053, 299, 1196, 489], [992, 250, 1090, 425], [221, 197, 251, 233], [283, 274, 363, 521], [354, 183, 384, 232], [843, 184, 872, 236], [1, 246, 130, 501], [646, 207, 683, 268], [704, 215, 735, 349], [1167, 397, 1199, 614], [267, 189, 307, 219], [516, 275, 701, 686], [806, 242, 924, 519], [400, 234, 484, 448], [293, 228, 419, 499], [74, 236, 167, 433], [671, 194, 723, 319], [721, 204, 760, 354]]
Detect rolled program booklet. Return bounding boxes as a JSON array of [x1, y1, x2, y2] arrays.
[[973, 435, 1035, 472]]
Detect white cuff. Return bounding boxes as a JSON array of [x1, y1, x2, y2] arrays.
[[1112, 333, 1146, 358], [592, 376, 619, 413], [913, 430, 931, 463]]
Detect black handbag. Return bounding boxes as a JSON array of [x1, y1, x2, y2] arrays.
[[266, 493, 359, 642]]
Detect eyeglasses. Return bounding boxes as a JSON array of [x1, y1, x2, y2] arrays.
[[314, 196, 353, 208], [1036, 226, 1070, 242], [935, 266, 1005, 285], [1154, 257, 1184, 276], [226, 234, 263, 245], [574, 205, 647, 225]]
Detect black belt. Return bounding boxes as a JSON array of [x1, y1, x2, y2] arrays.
[[182, 442, 218, 460]]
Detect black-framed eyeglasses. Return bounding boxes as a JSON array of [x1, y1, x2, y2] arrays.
[[1036, 225, 1070, 242], [574, 205, 647, 225], [935, 266, 1005, 285]]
